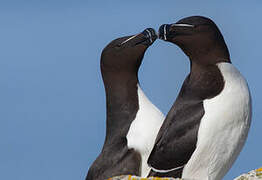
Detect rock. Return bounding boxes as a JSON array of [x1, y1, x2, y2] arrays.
[[234, 167, 262, 180], [108, 175, 182, 180], [107, 168, 262, 180]]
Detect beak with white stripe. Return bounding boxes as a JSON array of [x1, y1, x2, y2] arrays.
[[158, 23, 194, 41], [119, 28, 158, 47]]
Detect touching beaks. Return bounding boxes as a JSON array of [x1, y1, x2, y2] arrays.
[[120, 24, 194, 45]]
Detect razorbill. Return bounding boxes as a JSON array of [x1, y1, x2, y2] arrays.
[[147, 16, 252, 180], [86, 28, 165, 180]]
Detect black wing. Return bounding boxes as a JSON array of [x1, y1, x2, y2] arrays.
[[148, 66, 224, 178], [147, 75, 205, 177], [86, 138, 141, 180], [148, 100, 204, 176]]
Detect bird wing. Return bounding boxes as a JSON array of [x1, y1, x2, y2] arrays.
[[147, 75, 205, 173], [148, 100, 204, 170]]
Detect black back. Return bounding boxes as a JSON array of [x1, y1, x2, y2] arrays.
[[148, 16, 230, 178]]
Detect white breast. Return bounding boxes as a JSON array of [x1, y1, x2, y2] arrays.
[[126, 84, 165, 177], [182, 62, 252, 180]]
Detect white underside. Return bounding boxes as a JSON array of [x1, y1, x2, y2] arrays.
[[182, 62, 252, 180], [126, 85, 165, 177]]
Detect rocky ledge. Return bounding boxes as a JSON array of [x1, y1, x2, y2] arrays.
[[234, 167, 262, 180], [108, 167, 262, 180]]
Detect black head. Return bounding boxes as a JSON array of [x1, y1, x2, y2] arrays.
[[159, 16, 230, 64], [101, 28, 157, 76]]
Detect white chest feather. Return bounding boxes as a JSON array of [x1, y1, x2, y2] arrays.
[[126, 85, 165, 177], [182, 63, 252, 180]]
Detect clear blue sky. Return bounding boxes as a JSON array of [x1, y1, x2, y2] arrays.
[[0, 1, 261, 180]]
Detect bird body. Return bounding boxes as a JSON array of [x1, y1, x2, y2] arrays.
[[148, 16, 252, 180], [182, 62, 251, 180], [86, 29, 164, 180]]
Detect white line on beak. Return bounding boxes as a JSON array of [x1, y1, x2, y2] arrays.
[[163, 24, 167, 40], [145, 29, 153, 43], [170, 23, 195, 28], [120, 34, 140, 46]]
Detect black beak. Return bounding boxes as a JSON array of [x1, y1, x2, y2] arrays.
[[119, 28, 158, 47], [158, 24, 171, 41], [159, 23, 195, 41], [141, 28, 158, 45]]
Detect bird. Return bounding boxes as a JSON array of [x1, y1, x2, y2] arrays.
[[86, 28, 165, 180], [147, 16, 252, 180]]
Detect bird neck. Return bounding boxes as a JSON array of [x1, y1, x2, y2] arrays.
[[102, 72, 139, 144]]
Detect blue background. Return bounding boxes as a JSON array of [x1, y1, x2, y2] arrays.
[[0, 1, 261, 179]]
